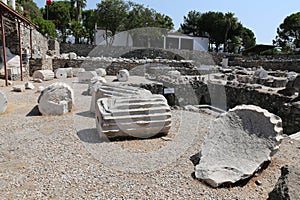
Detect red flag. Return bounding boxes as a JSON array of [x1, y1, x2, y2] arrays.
[[46, 0, 51, 5]]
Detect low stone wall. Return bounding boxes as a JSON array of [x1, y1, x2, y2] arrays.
[[52, 58, 199, 75], [140, 80, 300, 135], [60, 44, 217, 66]]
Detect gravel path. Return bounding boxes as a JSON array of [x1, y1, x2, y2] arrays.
[[0, 77, 299, 199]]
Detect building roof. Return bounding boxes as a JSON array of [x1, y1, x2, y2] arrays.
[[0, 1, 37, 29]]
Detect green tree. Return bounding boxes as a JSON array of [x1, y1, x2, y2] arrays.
[[44, 1, 71, 43], [32, 17, 57, 38], [240, 26, 256, 49], [68, 21, 86, 43], [95, 0, 129, 45], [180, 10, 203, 36], [70, 0, 87, 22], [16, 0, 42, 20], [82, 9, 96, 44], [223, 12, 238, 52], [273, 12, 300, 52]]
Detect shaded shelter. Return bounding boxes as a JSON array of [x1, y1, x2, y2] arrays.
[[0, 1, 37, 86]]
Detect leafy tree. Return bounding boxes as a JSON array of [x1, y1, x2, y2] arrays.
[[82, 9, 96, 44], [223, 12, 238, 52], [273, 12, 300, 52], [44, 1, 71, 42], [16, 0, 42, 20], [32, 17, 57, 38], [70, 0, 87, 22], [124, 2, 173, 47], [95, 0, 129, 45], [240, 26, 256, 49], [181, 10, 256, 52], [68, 21, 86, 43], [180, 10, 203, 36]]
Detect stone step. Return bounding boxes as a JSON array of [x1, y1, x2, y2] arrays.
[[96, 94, 171, 139], [101, 120, 171, 131]]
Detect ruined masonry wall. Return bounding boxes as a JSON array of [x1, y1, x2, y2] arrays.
[[141, 81, 299, 135]]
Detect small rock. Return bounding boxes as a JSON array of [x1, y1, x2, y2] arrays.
[[36, 86, 45, 93], [13, 85, 25, 92], [25, 82, 35, 90], [255, 180, 262, 186], [161, 137, 172, 141]]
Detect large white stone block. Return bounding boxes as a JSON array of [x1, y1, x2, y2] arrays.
[[95, 68, 107, 77], [32, 70, 54, 81], [38, 82, 73, 115]]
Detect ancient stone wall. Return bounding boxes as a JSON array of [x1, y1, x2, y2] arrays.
[[140, 80, 300, 135], [60, 44, 216, 66], [228, 54, 300, 73], [5, 25, 49, 58]]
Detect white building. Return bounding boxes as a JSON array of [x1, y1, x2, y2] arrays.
[[94, 28, 209, 51]]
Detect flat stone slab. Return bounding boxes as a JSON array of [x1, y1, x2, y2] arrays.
[[95, 94, 171, 139], [38, 82, 73, 115], [195, 105, 283, 187], [0, 90, 7, 114], [13, 85, 25, 92]]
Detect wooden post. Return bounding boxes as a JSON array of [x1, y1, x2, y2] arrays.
[[30, 28, 32, 58], [18, 21, 23, 81], [1, 14, 8, 86]]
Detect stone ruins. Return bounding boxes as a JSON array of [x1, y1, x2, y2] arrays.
[[38, 82, 73, 115], [95, 94, 171, 139], [0, 90, 7, 114], [195, 105, 283, 187]]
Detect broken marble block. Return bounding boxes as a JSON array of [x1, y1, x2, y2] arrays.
[[72, 68, 85, 77], [90, 83, 152, 113], [0, 91, 7, 114], [117, 69, 129, 82], [95, 68, 107, 77], [38, 82, 73, 115], [95, 94, 171, 139], [78, 71, 98, 83], [32, 70, 54, 81], [13, 85, 25, 92], [195, 105, 283, 187], [87, 77, 107, 96]]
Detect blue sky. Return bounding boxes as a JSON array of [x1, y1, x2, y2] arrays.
[[35, 0, 300, 45]]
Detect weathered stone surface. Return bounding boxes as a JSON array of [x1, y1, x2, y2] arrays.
[[69, 52, 77, 60], [95, 68, 107, 77], [55, 68, 68, 79], [195, 105, 283, 187], [87, 77, 107, 95], [13, 85, 25, 92], [254, 68, 268, 79], [117, 69, 129, 82], [38, 82, 73, 115], [36, 86, 45, 93], [278, 75, 300, 96], [25, 82, 35, 90], [90, 83, 151, 113], [268, 165, 300, 200], [0, 91, 7, 114], [55, 68, 73, 79], [95, 94, 171, 139], [77, 71, 98, 83], [32, 70, 54, 81], [72, 68, 85, 77]]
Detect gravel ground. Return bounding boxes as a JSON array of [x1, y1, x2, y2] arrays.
[[0, 77, 299, 199]]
